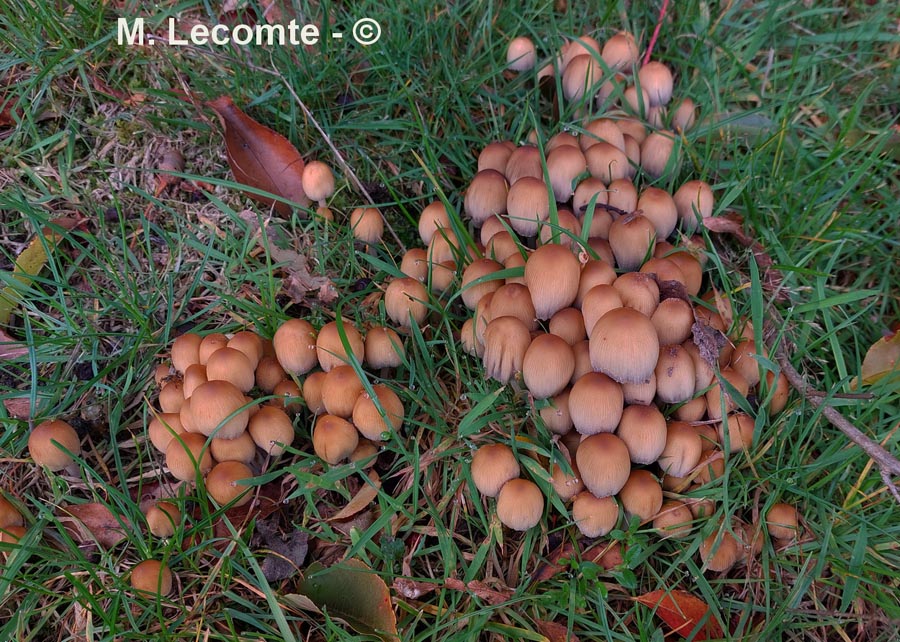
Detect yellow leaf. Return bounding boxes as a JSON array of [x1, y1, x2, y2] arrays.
[[854, 331, 900, 388]]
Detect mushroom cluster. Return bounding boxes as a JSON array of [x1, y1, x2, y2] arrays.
[[377, 29, 797, 571]]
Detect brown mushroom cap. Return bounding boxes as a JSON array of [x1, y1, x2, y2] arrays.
[[525, 244, 582, 321], [384, 277, 429, 329], [651, 298, 695, 346], [418, 201, 452, 246], [622, 372, 657, 406], [349, 207, 384, 244], [584, 142, 630, 184], [316, 320, 365, 372], [482, 316, 532, 384], [616, 403, 667, 464], [464, 169, 509, 225], [248, 405, 295, 456], [699, 527, 742, 572], [637, 186, 678, 240], [581, 118, 626, 152], [569, 372, 624, 435], [637, 61, 674, 107], [459, 318, 483, 358], [273, 319, 318, 376], [352, 383, 405, 441], [581, 284, 623, 336], [227, 331, 264, 370], [198, 333, 229, 365], [490, 283, 537, 330], [576, 433, 631, 497], [312, 414, 359, 465], [572, 492, 620, 538], [672, 98, 697, 132], [653, 499, 694, 538], [608, 213, 656, 272], [255, 356, 287, 394], [470, 443, 520, 497], [400, 248, 429, 282], [148, 413, 185, 454], [589, 307, 660, 385], [607, 177, 639, 213], [181, 364, 207, 398], [705, 368, 750, 421], [460, 258, 504, 310], [189, 380, 250, 439], [130, 559, 173, 597], [506, 36, 537, 71], [206, 461, 254, 507], [716, 412, 755, 453], [205, 347, 255, 394], [158, 379, 185, 414], [302, 371, 328, 415], [673, 180, 714, 233], [496, 478, 544, 531], [0, 495, 23, 529], [657, 421, 703, 478], [575, 260, 617, 306], [210, 431, 258, 464], [765, 502, 800, 540], [364, 326, 405, 369], [561, 35, 602, 70], [601, 32, 639, 71], [547, 145, 587, 202], [548, 307, 587, 345], [165, 432, 213, 482], [28, 419, 81, 471], [505, 145, 544, 185], [145, 501, 181, 538], [765, 371, 790, 416], [301, 161, 335, 204], [549, 447, 584, 500], [562, 54, 601, 102], [478, 142, 515, 175], [321, 365, 365, 418], [270, 379, 303, 416], [654, 344, 697, 404], [171, 332, 202, 373], [617, 469, 663, 522], [613, 271, 660, 318], [640, 130, 677, 179], [506, 176, 550, 237], [522, 333, 576, 399]]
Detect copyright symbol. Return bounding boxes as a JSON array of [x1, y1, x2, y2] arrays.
[[352, 18, 381, 46]]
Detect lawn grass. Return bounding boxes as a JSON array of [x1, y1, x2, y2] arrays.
[[2, 0, 899, 640]]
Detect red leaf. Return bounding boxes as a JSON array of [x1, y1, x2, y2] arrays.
[[57, 503, 130, 549], [535, 619, 580, 642], [635, 589, 724, 641], [207, 95, 309, 214]]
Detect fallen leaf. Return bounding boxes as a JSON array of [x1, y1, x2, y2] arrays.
[[854, 329, 900, 388], [0, 218, 79, 325], [444, 578, 513, 606], [0, 95, 22, 128], [213, 481, 283, 539], [635, 589, 724, 641], [57, 503, 130, 549], [0, 328, 28, 359], [329, 471, 381, 521], [154, 149, 186, 197], [392, 576, 438, 600], [255, 517, 308, 582], [535, 619, 579, 642], [3, 398, 32, 418], [692, 321, 726, 371], [286, 558, 398, 641], [207, 95, 309, 214]]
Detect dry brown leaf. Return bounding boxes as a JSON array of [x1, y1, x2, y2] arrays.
[[635, 589, 725, 641], [0, 328, 28, 359], [154, 149, 185, 197], [444, 578, 513, 606], [57, 503, 130, 549], [207, 95, 309, 214], [3, 398, 32, 418], [330, 471, 381, 521], [854, 329, 900, 388], [535, 619, 579, 642], [213, 481, 283, 539]]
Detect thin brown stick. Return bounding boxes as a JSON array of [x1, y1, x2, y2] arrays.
[[770, 316, 900, 503], [277, 76, 407, 252]]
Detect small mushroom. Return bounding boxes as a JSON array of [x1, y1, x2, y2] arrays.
[[165, 432, 213, 482], [496, 478, 544, 531], [189, 380, 250, 439], [248, 406, 295, 456], [28, 419, 81, 472], [130, 560, 174, 597], [653, 500, 693, 538], [145, 501, 181, 538], [617, 469, 663, 522], [470, 443, 520, 498], [349, 207, 384, 245], [316, 320, 365, 372], [616, 403, 667, 464], [170, 332, 202, 373], [312, 414, 359, 465], [206, 461, 254, 507], [765, 502, 800, 541], [352, 384, 404, 441], [273, 318, 318, 375], [506, 36, 536, 71], [575, 433, 631, 497], [522, 333, 575, 399], [589, 307, 660, 385], [301, 161, 335, 209], [524, 243, 581, 320], [572, 492, 619, 538], [568, 372, 624, 435], [205, 347, 255, 393]]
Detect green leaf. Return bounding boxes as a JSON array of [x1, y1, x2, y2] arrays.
[[285, 559, 398, 641]]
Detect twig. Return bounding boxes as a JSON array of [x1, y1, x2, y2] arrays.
[[642, 0, 671, 66], [769, 311, 900, 503], [277, 75, 407, 252]]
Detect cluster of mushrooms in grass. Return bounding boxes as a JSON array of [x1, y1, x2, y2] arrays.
[[375, 28, 801, 573]]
